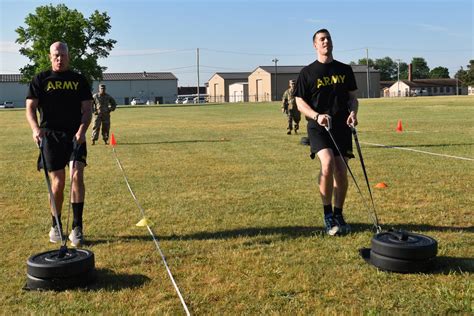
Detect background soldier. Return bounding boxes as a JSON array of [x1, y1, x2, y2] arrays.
[[91, 84, 117, 145], [281, 80, 301, 135]]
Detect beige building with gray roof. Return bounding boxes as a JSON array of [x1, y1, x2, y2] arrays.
[[0, 72, 178, 107]]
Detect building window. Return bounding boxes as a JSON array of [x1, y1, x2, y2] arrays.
[[440, 87, 444, 93], [433, 87, 438, 93], [446, 87, 450, 93]]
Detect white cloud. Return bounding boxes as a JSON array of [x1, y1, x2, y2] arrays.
[[305, 18, 329, 24], [109, 48, 188, 57], [0, 41, 21, 53]]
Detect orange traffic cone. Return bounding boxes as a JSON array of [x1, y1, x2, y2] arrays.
[[396, 120, 403, 132], [110, 133, 117, 146], [375, 182, 388, 188]]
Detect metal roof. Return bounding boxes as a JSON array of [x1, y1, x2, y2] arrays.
[[102, 72, 177, 80], [0, 74, 23, 82], [400, 79, 460, 87], [212, 72, 251, 80], [0, 72, 177, 82], [256, 65, 378, 74]]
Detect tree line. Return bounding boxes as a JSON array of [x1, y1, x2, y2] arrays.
[[350, 57, 474, 86]]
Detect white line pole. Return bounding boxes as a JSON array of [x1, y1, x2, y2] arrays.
[[112, 147, 191, 315], [361, 142, 474, 161]]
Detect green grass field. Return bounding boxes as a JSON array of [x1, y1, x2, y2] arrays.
[[0, 96, 473, 314]]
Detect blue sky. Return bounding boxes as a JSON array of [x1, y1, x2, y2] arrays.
[[1, 0, 472, 86]]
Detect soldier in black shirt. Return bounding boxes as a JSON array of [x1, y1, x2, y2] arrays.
[[26, 42, 93, 247], [294, 29, 359, 236]]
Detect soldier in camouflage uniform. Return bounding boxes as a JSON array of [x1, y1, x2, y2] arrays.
[[281, 80, 301, 135], [91, 84, 117, 145]]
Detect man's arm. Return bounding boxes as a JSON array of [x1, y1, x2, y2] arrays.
[[75, 100, 93, 144], [109, 96, 117, 111], [347, 90, 358, 127], [296, 96, 331, 128], [26, 98, 43, 144]]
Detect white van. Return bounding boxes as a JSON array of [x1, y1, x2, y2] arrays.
[[193, 96, 207, 104], [182, 97, 194, 104]]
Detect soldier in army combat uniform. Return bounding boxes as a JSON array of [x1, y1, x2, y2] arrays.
[[281, 80, 301, 135], [91, 84, 117, 145]]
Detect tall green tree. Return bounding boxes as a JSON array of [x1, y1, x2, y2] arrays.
[[429, 67, 450, 78], [398, 62, 409, 80], [411, 57, 430, 79], [15, 4, 116, 84], [457, 60, 474, 86], [373, 57, 397, 81]]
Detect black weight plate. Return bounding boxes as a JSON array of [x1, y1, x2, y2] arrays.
[[369, 249, 436, 273], [26, 269, 96, 291], [27, 248, 95, 279], [371, 231, 437, 260]]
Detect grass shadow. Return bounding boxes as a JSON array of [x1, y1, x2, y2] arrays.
[[87, 223, 472, 246], [431, 256, 474, 274], [87, 268, 151, 291]]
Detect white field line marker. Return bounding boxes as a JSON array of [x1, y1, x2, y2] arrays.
[[361, 142, 474, 161], [112, 148, 191, 316]]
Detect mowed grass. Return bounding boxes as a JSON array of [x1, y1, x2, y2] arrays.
[[0, 96, 472, 314]]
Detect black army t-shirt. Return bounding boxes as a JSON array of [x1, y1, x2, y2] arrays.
[[27, 70, 92, 134], [294, 60, 357, 127]]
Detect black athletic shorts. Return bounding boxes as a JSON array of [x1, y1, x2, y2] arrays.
[[307, 118, 354, 159], [37, 130, 87, 172]]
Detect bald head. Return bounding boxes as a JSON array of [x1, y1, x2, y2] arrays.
[[49, 42, 70, 72]]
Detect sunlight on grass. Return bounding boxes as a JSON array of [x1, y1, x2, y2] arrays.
[[0, 96, 472, 314]]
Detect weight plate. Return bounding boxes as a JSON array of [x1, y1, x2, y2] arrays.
[[25, 269, 96, 291], [371, 231, 437, 260], [369, 249, 436, 273], [27, 248, 95, 279]]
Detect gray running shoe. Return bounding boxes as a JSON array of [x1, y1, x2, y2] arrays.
[[69, 226, 84, 247], [324, 214, 339, 236], [334, 213, 351, 235], [49, 226, 63, 243]]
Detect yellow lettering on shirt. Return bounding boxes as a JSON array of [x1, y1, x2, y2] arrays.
[[317, 78, 324, 88], [45, 80, 80, 91], [62, 81, 73, 89], [316, 75, 346, 88]]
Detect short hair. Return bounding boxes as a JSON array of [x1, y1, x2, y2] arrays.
[[312, 29, 330, 42], [49, 41, 69, 55]]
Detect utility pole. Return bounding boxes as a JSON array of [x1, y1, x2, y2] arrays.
[[395, 59, 401, 97], [197, 48, 200, 102], [272, 58, 279, 101], [366, 48, 370, 98]]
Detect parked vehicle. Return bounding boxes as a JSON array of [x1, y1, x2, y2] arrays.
[[0, 101, 14, 108], [193, 96, 207, 104], [175, 96, 185, 104], [130, 98, 145, 105], [182, 97, 194, 104]]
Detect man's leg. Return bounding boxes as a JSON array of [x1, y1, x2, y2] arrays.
[[317, 148, 339, 235], [69, 161, 85, 246], [102, 116, 110, 144], [333, 156, 351, 233], [287, 114, 293, 134], [333, 156, 348, 208], [49, 169, 65, 242], [91, 115, 101, 144]]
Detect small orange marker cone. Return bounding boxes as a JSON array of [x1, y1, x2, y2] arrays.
[[110, 133, 117, 146], [375, 182, 388, 188], [396, 120, 403, 132]]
